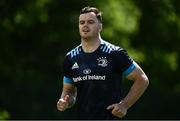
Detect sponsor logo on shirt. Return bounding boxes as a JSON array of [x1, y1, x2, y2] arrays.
[[73, 75, 106, 82], [83, 68, 91, 74], [97, 57, 108, 67], [72, 62, 79, 69]]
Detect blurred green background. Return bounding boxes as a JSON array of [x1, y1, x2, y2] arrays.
[[0, 0, 180, 119]]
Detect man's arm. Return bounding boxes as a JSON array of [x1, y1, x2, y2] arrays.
[[121, 62, 149, 109], [57, 83, 76, 111], [107, 62, 149, 118]]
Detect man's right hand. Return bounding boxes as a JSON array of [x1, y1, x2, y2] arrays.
[[57, 95, 69, 111]]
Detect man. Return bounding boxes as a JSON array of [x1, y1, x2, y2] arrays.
[[57, 6, 149, 119]]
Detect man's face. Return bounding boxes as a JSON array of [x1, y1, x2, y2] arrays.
[[79, 12, 102, 39]]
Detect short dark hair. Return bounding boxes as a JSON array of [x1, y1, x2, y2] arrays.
[[80, 6, 102, 23]]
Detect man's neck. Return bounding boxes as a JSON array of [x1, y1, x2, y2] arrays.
[[81, 36, 101, 53]]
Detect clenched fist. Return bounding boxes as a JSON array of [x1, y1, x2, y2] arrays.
[[57, 95, 69, 111]]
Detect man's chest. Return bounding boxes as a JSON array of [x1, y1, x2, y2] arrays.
[[70, 54, 114, 82]]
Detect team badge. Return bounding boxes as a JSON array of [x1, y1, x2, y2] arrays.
[[97, 57, 108, 67]]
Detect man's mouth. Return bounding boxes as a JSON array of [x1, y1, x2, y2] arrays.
[[82, 28, 90, 32], [83, 30, 90, 33]]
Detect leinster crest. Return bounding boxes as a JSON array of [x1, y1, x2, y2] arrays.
[[97, 57, 108, 67]]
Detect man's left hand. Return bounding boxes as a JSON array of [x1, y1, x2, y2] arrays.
[[106, 102, 127, 118]]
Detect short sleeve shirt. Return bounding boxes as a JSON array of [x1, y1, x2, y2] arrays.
[[62, 40, 136, 119]]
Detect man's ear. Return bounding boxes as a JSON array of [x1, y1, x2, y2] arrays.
[[99, 23, 102, 32]]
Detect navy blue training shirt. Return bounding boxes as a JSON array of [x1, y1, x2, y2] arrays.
[[62, 40, 136, 119]]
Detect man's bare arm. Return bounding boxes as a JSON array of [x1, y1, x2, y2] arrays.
[[107, 62, 149, 118], [57, 83, 76, 111], [120, 62, 149, 109]]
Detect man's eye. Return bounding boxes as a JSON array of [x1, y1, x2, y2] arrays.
[[89, 20, 94, 24], [80, 21, 84, 24]]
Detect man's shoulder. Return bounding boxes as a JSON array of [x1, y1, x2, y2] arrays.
[[100, 40, 124, 53], [66, 44, 82, 58]]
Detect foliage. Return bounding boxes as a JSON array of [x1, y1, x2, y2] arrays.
[[0, 109, 10, 120]]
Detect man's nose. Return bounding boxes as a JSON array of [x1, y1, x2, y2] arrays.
[[83, 22, 88, 26]]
